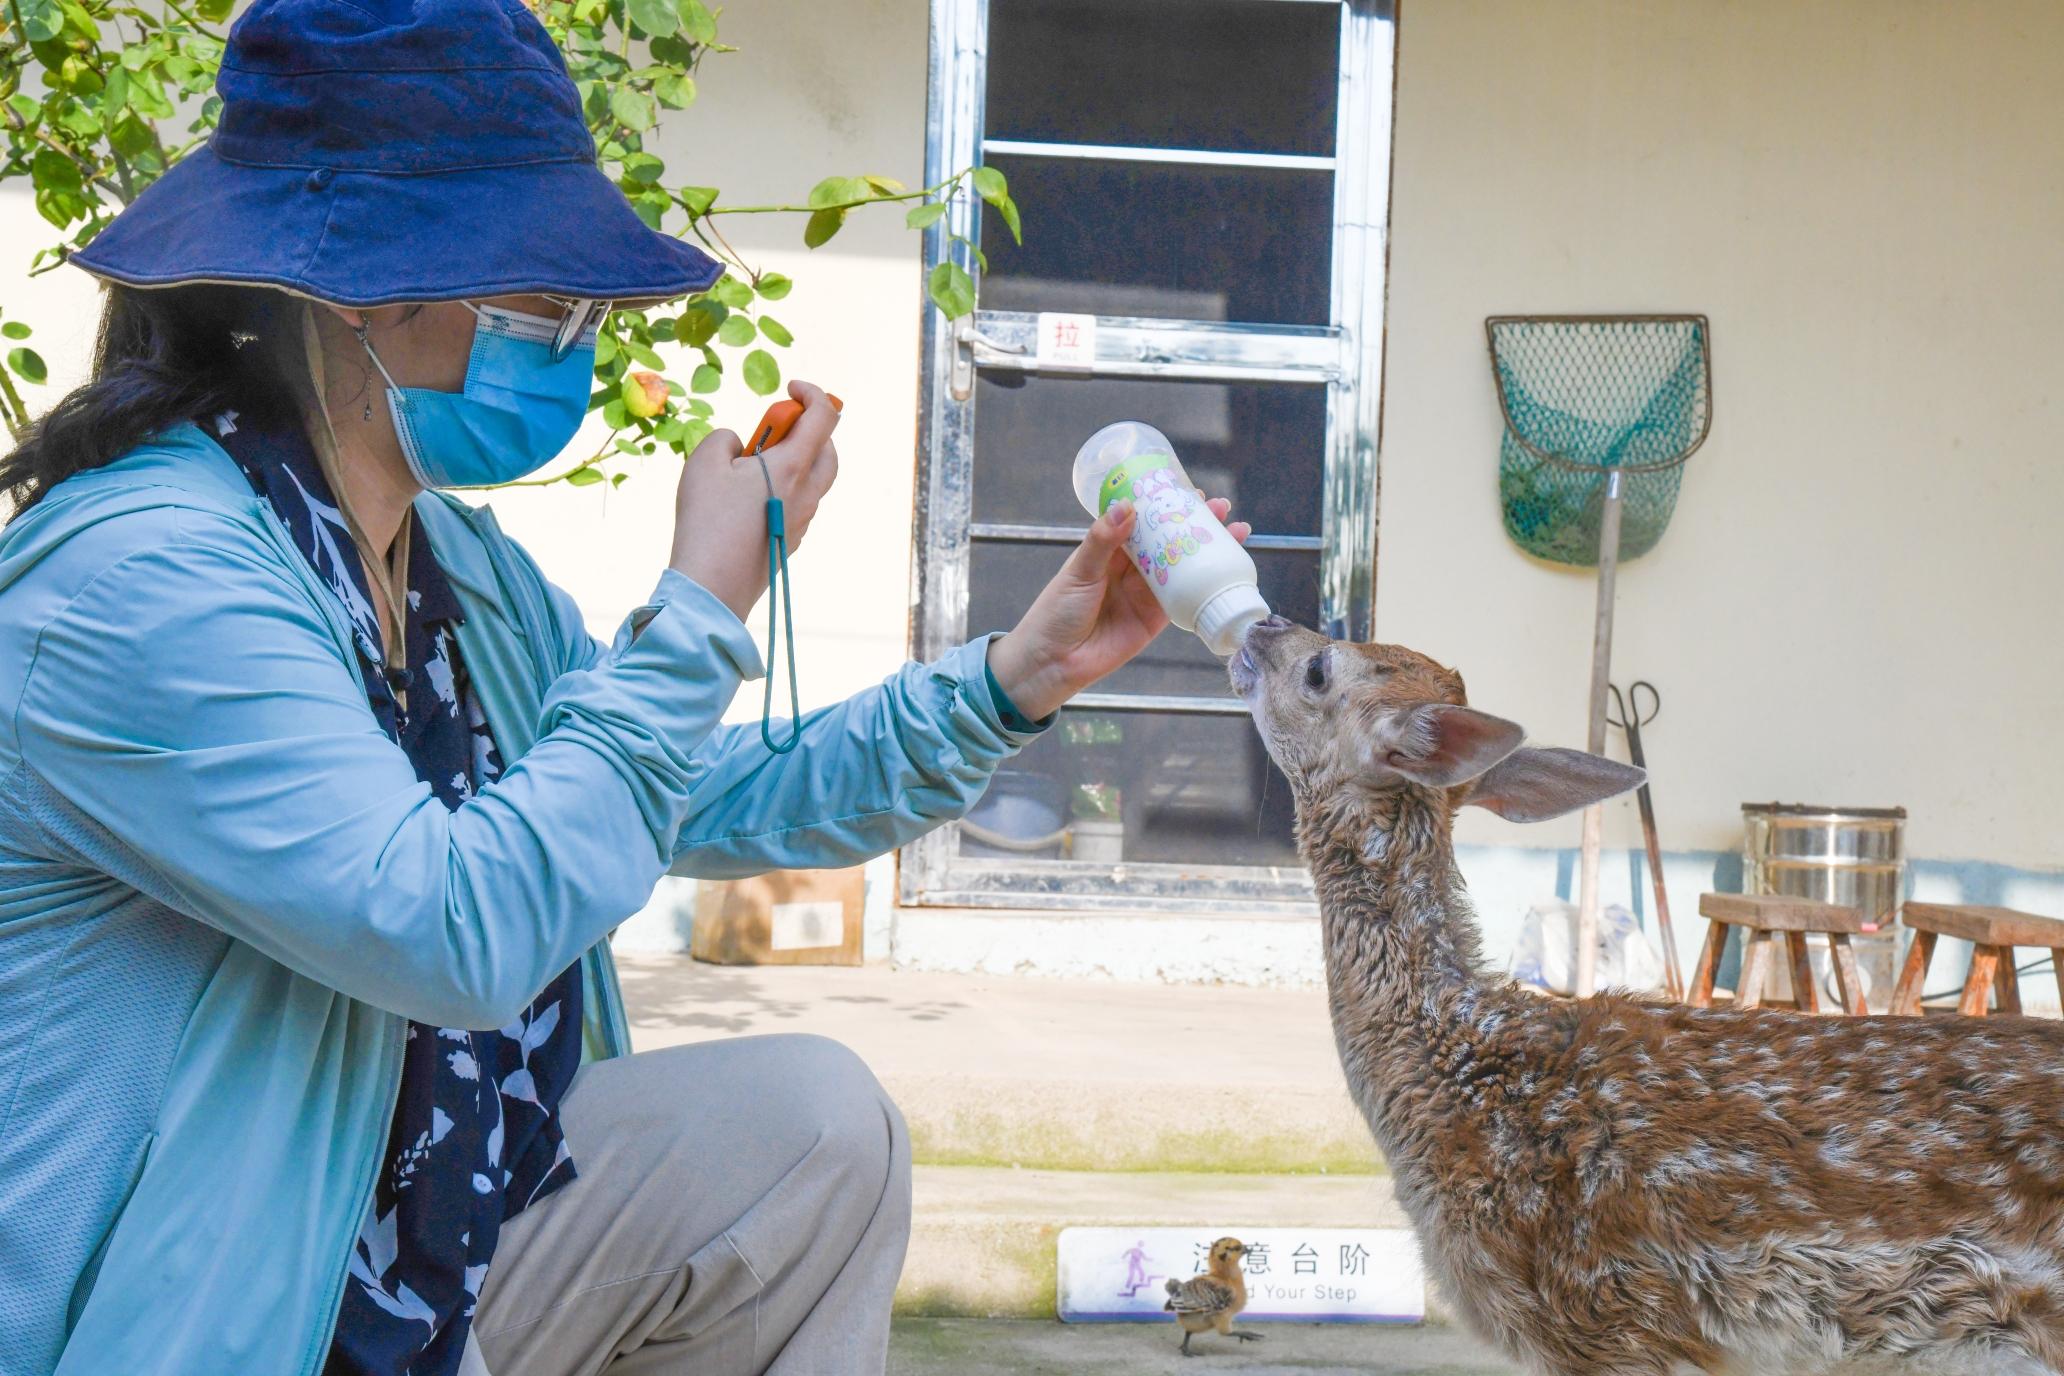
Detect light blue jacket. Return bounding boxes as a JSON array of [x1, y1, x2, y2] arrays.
[[0, 425, 1032, 1376]]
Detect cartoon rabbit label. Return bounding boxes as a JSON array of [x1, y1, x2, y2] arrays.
[[1096, 451, 1217, 587]]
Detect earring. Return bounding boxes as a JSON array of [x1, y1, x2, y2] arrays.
[[353, 323, 375, 422]]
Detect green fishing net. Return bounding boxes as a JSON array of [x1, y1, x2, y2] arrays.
[[1489, 317, 1711, 567]]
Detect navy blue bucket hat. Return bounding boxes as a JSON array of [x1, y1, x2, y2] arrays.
[[71, 0, 722, 306]]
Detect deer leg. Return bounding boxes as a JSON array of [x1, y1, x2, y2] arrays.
[[1960, 946, 2000, 1017], [1785, 930, 1819, 1013], [1891, 929, 1937, 1015], [1994, 948, 2023, 1015], [1735, 930, 1774, 1010], [1688, 920, 1725, 1008], [1827, 934, 1868, 1015]]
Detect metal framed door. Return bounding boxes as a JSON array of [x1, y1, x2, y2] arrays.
[[903, 0, 1397, 912]]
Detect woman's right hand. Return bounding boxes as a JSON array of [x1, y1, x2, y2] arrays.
[[669, 380, 841, 621]]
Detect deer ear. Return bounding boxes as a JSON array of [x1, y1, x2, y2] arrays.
[[1376, 704, 1525, 788], [1464, 747, 1645, 823]]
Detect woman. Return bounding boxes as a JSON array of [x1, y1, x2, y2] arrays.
[[0, 4, 1248, 1376]]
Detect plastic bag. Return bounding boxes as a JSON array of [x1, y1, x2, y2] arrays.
[[1510, 900, 1664, 995]]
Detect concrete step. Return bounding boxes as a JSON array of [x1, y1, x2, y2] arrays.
[[895, 1165, 1412, 1321], [617, 963, 1442, 1329], [889, 1317, 1516, 1375], [619, 957, 1379, 1176]]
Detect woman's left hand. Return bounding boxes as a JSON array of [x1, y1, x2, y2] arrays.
[[985, 497, 1252, 722]]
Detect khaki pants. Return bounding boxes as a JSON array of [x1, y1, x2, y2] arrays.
[[463, 1035, 912, 1376]]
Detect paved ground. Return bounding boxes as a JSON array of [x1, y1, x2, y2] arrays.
[[617, 957, 1343, 1089], [888, 1319, 1516, 1375], [618, 959, 1405, 1319], [617, 958, 1374, 1175]]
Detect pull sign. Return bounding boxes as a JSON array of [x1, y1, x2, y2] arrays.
[[1035, 312, 1098, 370]]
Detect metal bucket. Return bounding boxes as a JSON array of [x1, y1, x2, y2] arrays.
[[1742, 803, 1906, 1011]]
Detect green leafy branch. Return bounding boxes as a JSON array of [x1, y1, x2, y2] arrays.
[[535, 157, 1021, 487], [0, 0, 230, 429], [0, 309, 40, 435], [526, 0, 1024, 489], [0, 0, 1027, 486]]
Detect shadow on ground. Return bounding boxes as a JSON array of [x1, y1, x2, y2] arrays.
[[615, 962, 973, 1035]]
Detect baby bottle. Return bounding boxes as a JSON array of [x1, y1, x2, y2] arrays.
[[1071, 421, 1270, 657]]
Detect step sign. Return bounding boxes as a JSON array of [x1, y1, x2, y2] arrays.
[[1057, 1226, 1425, 1325]]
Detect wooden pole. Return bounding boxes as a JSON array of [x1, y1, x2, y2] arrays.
[[1574, 472, 1624, 999]]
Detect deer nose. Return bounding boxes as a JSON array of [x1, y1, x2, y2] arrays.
[[1236, 616, 1292, 669]]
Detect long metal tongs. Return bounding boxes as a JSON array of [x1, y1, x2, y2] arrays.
[[1609, 680, 1682, 1000]]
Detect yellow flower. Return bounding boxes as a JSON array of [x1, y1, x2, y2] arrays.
[[622, 370, 669, 419]]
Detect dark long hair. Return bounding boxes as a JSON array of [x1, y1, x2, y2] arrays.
[[0, 283, 314, 514]]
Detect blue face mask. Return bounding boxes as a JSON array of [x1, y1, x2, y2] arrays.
[[358, 302, 598, 489]]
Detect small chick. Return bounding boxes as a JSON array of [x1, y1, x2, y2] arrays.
[[1163, 1236, 1262, 1357]]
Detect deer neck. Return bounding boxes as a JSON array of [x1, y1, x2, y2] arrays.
[[1302, 784, 1482, 988], [1297, 784, 1489, 1132]]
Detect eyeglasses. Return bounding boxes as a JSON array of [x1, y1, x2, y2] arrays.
[[540, 296, 614, 363]]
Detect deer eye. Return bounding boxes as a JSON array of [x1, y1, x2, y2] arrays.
[[1304, 654, 1328, 690]]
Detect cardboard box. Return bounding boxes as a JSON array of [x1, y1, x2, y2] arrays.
[[690, 867, 865, 966]]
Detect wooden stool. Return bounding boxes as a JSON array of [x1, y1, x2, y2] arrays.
[[1890, 903, 2064, 1016], [1691, 894, 1873, 1014]]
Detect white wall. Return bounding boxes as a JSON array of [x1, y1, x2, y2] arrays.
[[1381, 0, 2064, 872], [487, 0, 934, 720]]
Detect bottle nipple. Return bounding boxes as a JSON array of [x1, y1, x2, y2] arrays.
[[1193, 584, 1272, 657]]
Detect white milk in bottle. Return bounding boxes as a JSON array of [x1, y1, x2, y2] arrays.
[[1071, 421, 1270, 656]]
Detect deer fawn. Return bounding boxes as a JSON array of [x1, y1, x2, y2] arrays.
[[1232, 616, 2064, 1376]]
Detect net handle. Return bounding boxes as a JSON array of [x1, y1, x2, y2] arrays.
[[1484, 313, 1715, 476]]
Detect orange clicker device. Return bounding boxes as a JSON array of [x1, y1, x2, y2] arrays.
[[747, 393, 844, 456]]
